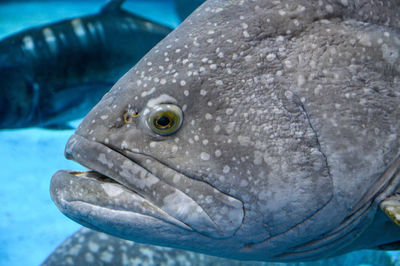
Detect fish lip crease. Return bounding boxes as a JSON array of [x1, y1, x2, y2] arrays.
[[61, 133, 245, 238]]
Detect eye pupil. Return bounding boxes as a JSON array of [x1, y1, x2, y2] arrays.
[[147, 104, 183, 136], [156, 116, 171, 127]]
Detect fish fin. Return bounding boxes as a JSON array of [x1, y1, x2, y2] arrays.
[[380, 194, 400, 227], [42, 123, 75, 130], [100, 0, 125, 13]]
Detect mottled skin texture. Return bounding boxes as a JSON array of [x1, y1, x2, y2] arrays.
[[51, 0, 400, 262], [0, 0, 171, 128], [42, 228, 395, 266]]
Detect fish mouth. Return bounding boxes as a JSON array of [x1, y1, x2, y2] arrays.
[[51, 134, 244, 239]]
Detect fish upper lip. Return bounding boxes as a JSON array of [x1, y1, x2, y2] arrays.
[[62, 133, 245, 239]]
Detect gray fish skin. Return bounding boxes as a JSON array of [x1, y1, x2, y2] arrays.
[[0, 0, 171, 129], [42, 228, 395, 266], [51, 0, 400, 262]]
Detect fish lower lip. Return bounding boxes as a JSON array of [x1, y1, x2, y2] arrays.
[[61, 134, 244, 238]]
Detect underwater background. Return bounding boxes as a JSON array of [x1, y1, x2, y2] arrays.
[[0, 1, 399, 265]]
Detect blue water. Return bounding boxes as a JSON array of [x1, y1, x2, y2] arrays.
[[0, 1, 399, 266]]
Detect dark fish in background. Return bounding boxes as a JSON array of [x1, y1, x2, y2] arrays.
[[0, 0, 171, 129], [174, 0, 205, 21], [42, 228, 395, 266]]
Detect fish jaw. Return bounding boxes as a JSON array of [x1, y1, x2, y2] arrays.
[[50, 170, 195, 238], [50, 133, 244, 241]]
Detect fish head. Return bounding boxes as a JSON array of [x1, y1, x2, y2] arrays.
[[0, 66, 37, 128], [50, 0, 335, 260], [51, 0, 400, 261]]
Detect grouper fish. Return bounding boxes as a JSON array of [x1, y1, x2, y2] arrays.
[[50, 0, 400, 262], [0, 0, 171, 129]]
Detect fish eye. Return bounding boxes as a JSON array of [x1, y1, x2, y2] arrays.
[[147, 104, 183, 136]]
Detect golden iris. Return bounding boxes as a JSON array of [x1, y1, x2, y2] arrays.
[[147, 104, 183, 136]]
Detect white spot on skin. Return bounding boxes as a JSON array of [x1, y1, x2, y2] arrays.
[[89, 241, 99, 252], [216, 80, 223, 86], [200, 89, 207, 96], [223, 165, 230, 173], [150, 142, 157, 148], [141, 87, 156, 97], [266, 53, 276, 61], [71, 19, 88, 45], [205, 113, 213, 120], [100, 251, 113, 263], [184, 90, 189, 96], [226, 108, 234, 115], [85, 253, 94, 263], [171, 145, 178, 153], [102, 183, 124, 197], [215, 150, 222, 157], [42, 27, 57, 54], [297, 74, 306, 87], [325, 4, 334, 13], [22, 36, 35, 52], [147, 94, 177, 108], [209, 64, 217, 70], [180, 80, 186, 86], [100, 115, 109, 120], [284, 60, 293, 69], [121, 141, 129, 149], [200, 152, 210, 161], [98, 153, 113, 169]]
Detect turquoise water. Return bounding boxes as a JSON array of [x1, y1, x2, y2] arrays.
[[0, 1, 399, 265]]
